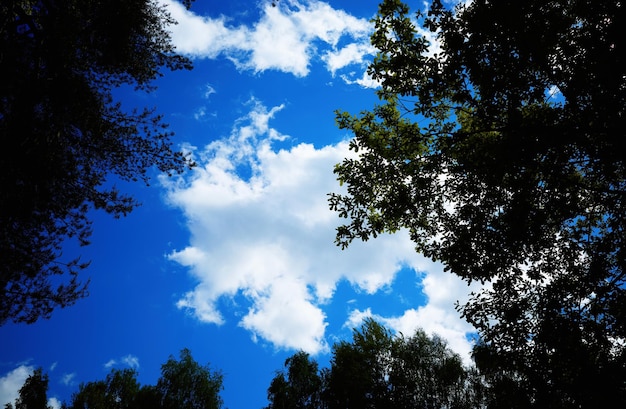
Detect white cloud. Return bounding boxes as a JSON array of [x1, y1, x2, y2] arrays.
[[160, 0, 246, 58], [345, 263, 481, 365], [162, 99, 478, 357], [122, 355, 140, 369], [323, 42, 375, 75], [0, 365, 34, 407], [161, 0, 374, 79], [104, 355, 140, 370], [339, 71, 380, 89], [203, 84, 217, 100], [104, 359, 117, 369], [194, 106, 207, 121], [323, 43, 380, 89], [240, 274, 329, 353], [60, 373, 76, 386], [48, 397, 62, 409]]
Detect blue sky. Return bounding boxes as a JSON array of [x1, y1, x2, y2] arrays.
[[1, 1, 478, 408]]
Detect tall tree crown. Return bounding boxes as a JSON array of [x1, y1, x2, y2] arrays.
[[329, 0, 626, 406]]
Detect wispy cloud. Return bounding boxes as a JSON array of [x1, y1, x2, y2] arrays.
[[162, 99, 477, 356], [203, 84, 217, 100], [194, 106, 209, 121], [104, 354, 140, 370], [161, 0, 376, 83], [193, 84, 218, 121], [60, 373, 76, 386], [123, 355, 140, 369]]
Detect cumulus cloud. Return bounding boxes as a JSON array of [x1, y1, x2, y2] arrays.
[[159, 0, 245, 58], [162, 99, 478, 356], [0, 365, 34, 407], [104, 355, 140, 370], [161, 0, 375, 80]]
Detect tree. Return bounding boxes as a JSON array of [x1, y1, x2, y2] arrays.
[[328, 0, 626, 406], [321, 319, 484, 409], [70, 369, 141, 409], [156, 349, 224, 409], [5, 350, 223, 409], [0, 0, 194, 325], [325, 319, 393, 409], [265, 351, 323, 409], [67, 350, 223, 409], [389, 330, 485, 409], [5, 368, 51, 409]]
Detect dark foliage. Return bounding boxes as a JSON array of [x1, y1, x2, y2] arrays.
[[157, 349, 224, 409], [0, 0, 194, 324], [266, 319, 485, 409], [2, 349, 225, 409], [70, 369, 141, 409], [265, 351, 323, 409], [6, 369, 51, 409], [329, 0, 626, 406], [68, 349, 223, 409]]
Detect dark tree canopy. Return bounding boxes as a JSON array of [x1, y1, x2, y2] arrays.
[[0, 0, 194, 324], [325, 319, 484, 409], [66, 349, 222, 409], [70, 369, 142, 409], [265, 351, 323, 409], [329, 0, 626, 406], [324, 319, 394, 409], [156, 348, 224, 409], [5, 351, 223, 409], [266, 319, 485, 409], [7, 368, 51, 409]]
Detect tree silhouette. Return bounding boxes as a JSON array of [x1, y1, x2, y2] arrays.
[[329, 0, 626, 406], [0, 0, 194, 324]]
